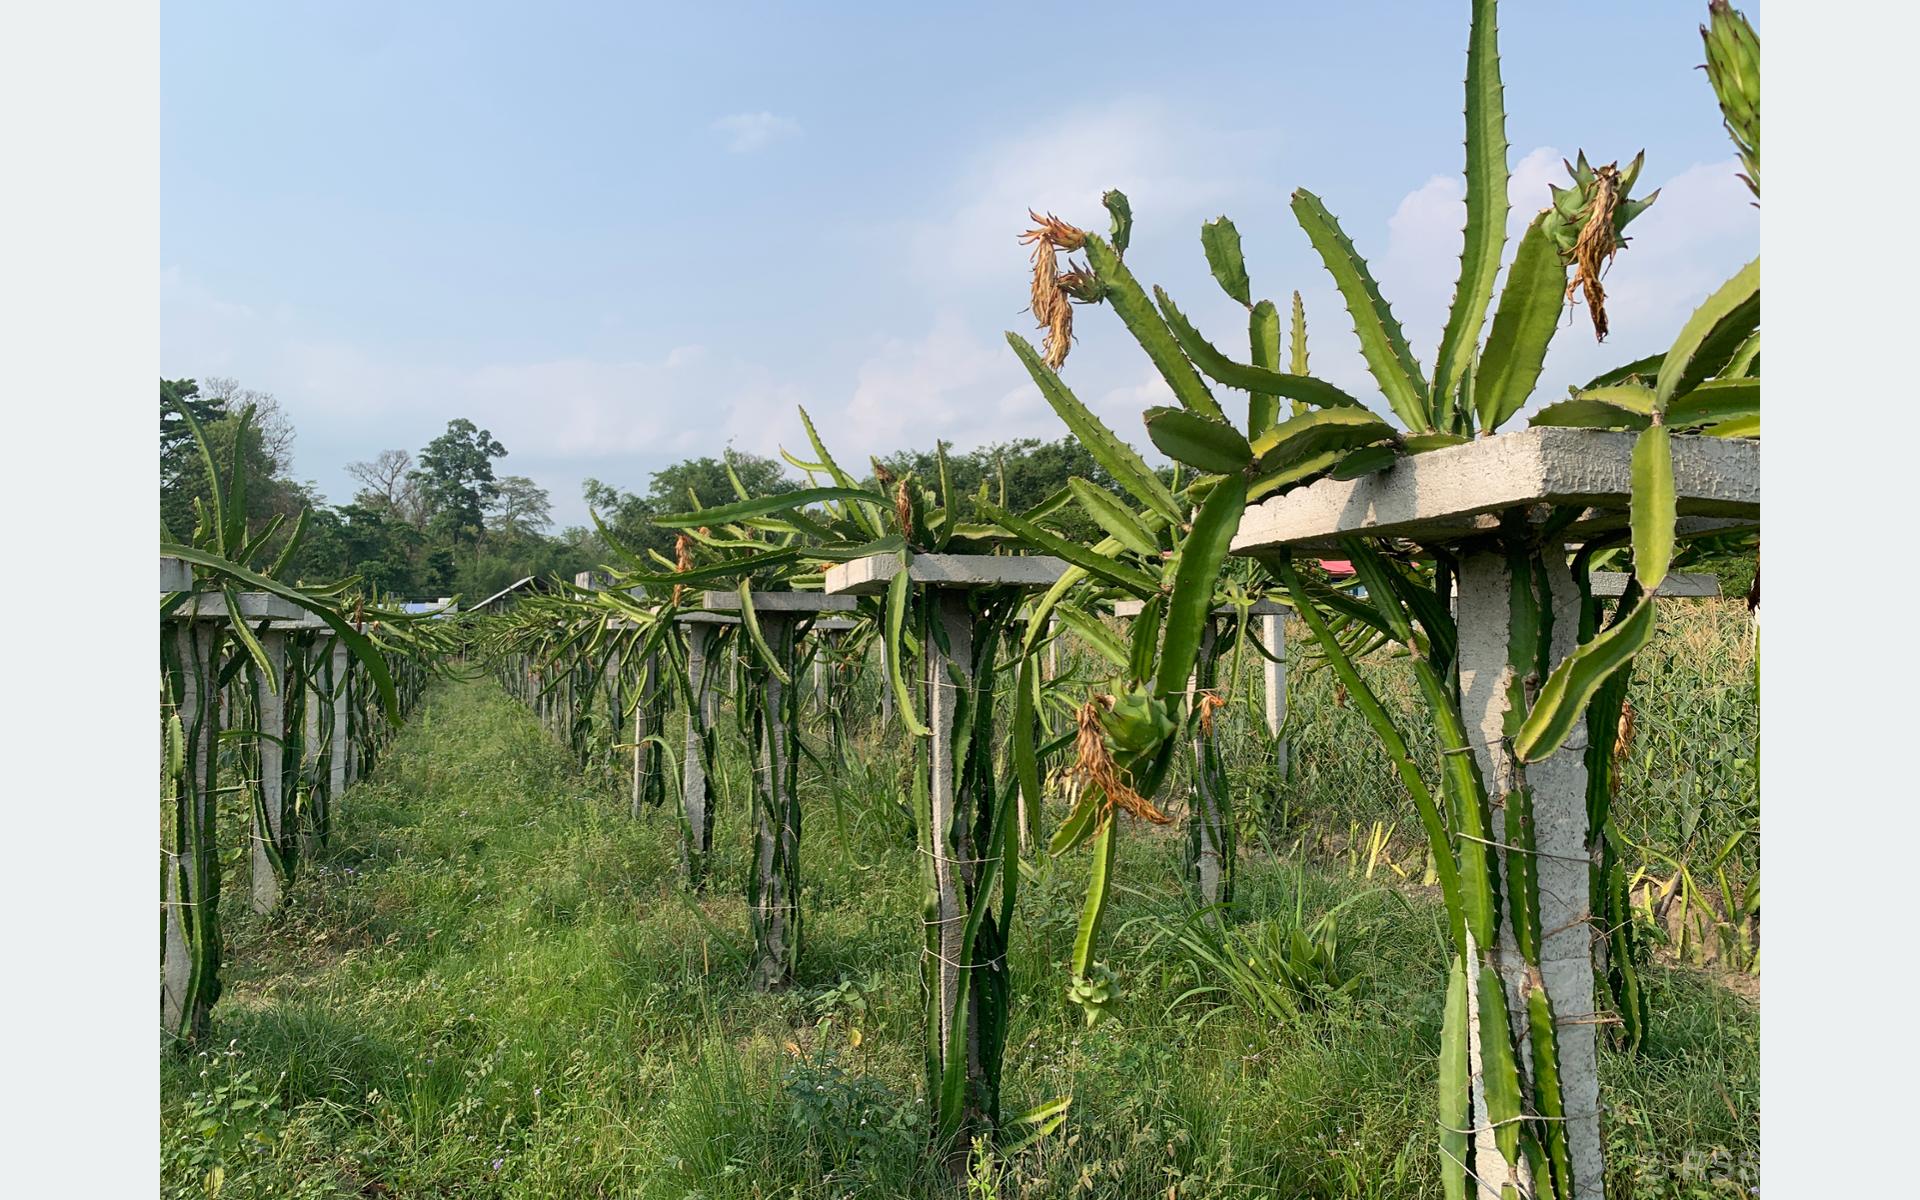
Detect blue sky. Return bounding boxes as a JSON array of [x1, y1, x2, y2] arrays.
[[163, 1, 1759, 528]]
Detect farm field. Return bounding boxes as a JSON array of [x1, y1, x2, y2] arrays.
[[149, 3, 1768, 1196], [161, 610, 1757, 1199]]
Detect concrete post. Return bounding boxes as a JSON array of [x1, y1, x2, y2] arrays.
[[301, 636, 323, 857], [1457, 549, 1602, 1200], [823, 552, 1070, 1162], [680, 623, 719, 883], [250, 630, 289, 915], [877, 637, 894, 724], [748, 612, 801, 991], [1187, 618, 1232, 909], [924, 589, 974, 1110], [1260, 612, 1289, 778], [631, 649, 662, 817], [330, 638, 349, 810]]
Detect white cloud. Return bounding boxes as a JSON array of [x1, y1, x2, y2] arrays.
[[901, 97, 1276, 288], [1375, 146, 1568, 371], [711, 111, 801, 153], [836, 311, 1027, 453]]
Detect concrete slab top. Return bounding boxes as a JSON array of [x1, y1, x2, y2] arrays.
[[1231, 428, 1758, 555], [825, 553, 1071, 596], [1589, 570, 1721, 598], [161, 556, 193, 593], [1110, 598, 1289, 619], [811, 618, 858, 633], [675, 611, 742, 626], [167, 592, 308, 623], [701, 589, 859, 614]]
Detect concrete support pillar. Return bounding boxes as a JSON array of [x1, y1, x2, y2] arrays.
[[1260, 612, 1289, 778], [344, 658, 360, 786], [250, 631, 289, 916], [631, 649, 662, 817], [877, 637, 894, 724], [301, 638, 323, 858], [748, 614, 801, 991], [1457, 549, 1602, 1200], [680, 625, 719, 883], [329, 638, 349, 810], [924, 590, 975, 1104], [1187, 618, 1232, 910]]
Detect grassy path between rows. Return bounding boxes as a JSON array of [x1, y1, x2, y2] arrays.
[[162, 676, 1758, 1199]]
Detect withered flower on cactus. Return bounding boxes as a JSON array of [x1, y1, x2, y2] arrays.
[[1057, 259, 1106, 304], [1022, 209, 1087, 254], [1020, 209, 1090, 368], [1542, 151, 1659, 341], [893, 479, 914, 543], [1613, 696, 1637, 768], [1068, 695, 1171, 825], [1196, 690, 1227, 738], [671, 532, 696, 604]]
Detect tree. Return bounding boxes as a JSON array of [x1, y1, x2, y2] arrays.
[[585, 450, 799, 562], [487, 475, 553, 539], [200, 376, 295, 474], [161, 378, 310, 544], [410, 419, 506, 548], [161, 379, 226, 536], [346, 449, 427, 523]]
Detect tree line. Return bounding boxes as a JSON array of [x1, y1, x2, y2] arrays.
[[160, 377, 1129, 602]]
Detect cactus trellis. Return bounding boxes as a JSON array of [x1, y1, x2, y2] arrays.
[[992, 0, 1760, 1187], [810, 617, 857, 763], [630, 637, 669, 815], [293, 628, 330, 857], [703, 589, 858, 991], [1233, 430, 1758, 1199], [160, 558, 220, 1046], [161, 566, 303, 1042], [827, 552, 1067, 1167], [674, 610, 734, 886], [248, 623, 293, 915], [330, 637, 350, 804], [161, 399, 418, 1045]]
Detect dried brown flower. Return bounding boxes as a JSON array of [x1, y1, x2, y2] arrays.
[[1196, 690, 1226, 738], [1020, 209, 1089, 369], [671, 532, 695, 605], [894, 479, 914, 542], [1568, 162, 1623, 341], [1068, 695, 1172, 825], [1613, 696, 1636, 766]]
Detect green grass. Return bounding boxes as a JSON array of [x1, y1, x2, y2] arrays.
[[164, 672, 1757, 1199]]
